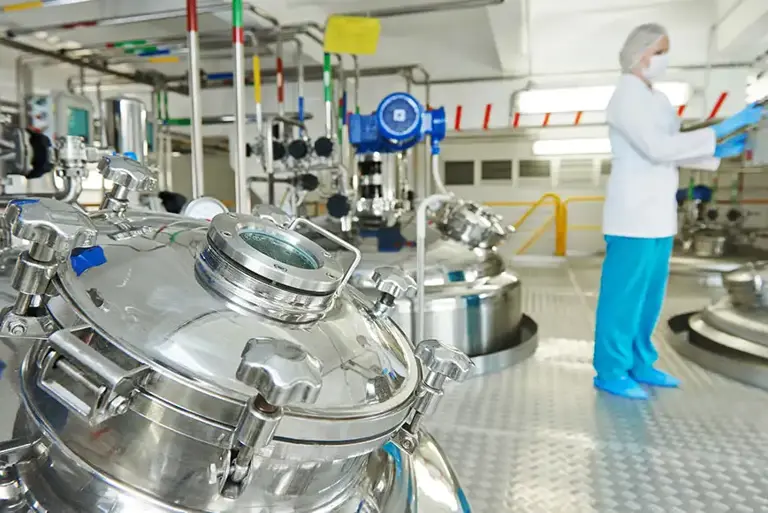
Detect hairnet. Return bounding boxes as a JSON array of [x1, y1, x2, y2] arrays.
[[619, 23, 668, 73]]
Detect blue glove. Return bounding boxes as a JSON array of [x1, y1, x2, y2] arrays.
[[712, 104, 764, 139], [714, 132, 748, 158]]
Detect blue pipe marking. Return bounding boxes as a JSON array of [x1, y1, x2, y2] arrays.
[[342, 91, 348, 125], [0, 360, 5, 380], [137, 48, 172, 57], [298, 96, 305, 123], [207, 72, 235, 81], [382, 441, 402, 477]]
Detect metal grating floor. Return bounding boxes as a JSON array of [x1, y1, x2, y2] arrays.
[[427, 259, 768, 513]]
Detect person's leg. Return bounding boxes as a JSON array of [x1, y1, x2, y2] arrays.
[[593, 235, 655, 399], [630, 236, 679, 387]]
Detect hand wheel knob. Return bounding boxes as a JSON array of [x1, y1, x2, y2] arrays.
[[5, 198, 97, 253], [236, 338, 323, 407], [97, 154, 158, 192], [415, 339, 473, 383], [372, 266, 417, 301]]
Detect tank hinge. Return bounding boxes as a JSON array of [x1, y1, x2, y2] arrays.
[[36, 328, 150, 427]]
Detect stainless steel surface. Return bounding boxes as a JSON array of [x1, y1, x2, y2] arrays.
[[417, 194, 453, 342], [341, 0, 504, 18], [102, 96, 148, 163], [691, 230, 727, 258], [187, 26, 205, 199], [0, 194, 470, 512]]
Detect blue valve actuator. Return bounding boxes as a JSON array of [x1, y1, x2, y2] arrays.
[[71, 246, 107, 277], [349, 92, 446, 155]]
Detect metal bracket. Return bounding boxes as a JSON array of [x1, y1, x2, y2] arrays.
[[36, 328, 150, 426], [0, 308, 57, 339]]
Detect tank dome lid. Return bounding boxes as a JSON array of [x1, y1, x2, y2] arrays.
[[32, 203, 421, 444]]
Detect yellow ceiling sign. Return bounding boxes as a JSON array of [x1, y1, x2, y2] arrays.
[[324, 16, 381, 55]]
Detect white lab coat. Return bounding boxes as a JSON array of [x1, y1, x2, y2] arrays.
[[603, 74, 720, 238]]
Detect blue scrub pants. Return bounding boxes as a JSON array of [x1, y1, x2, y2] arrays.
[[593, 235, 674, 381]]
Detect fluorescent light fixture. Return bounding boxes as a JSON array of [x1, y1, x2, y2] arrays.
[[533, 138, 611, 156], [747, 74, 768, 103], [172, 152, 182, 157], [517, 82, 691, 114]]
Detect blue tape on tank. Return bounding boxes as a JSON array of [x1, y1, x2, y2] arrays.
[[71, 246, 107, 277], [9, 198, 39, 207], [382, 441, 402, 477], [458, 488, 472, 513]]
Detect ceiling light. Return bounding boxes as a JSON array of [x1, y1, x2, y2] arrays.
[[532, 138, 611, 156], [517, 82, 692, 114]]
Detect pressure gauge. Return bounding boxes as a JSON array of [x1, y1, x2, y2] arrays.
[[181, 196, 229, 220]]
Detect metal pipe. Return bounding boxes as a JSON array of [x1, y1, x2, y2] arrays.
[[295, 39, 305, 133], [343, 0, 503, 18], [187, 0, 205, 199], [1, 37, 185, 94], [275, 37, 285, 141], [6, 2, 232, 38], [96, 81, 107, 147], [253, 55, 264, 136], [336, 54, 345, 152], [15, 57, 28, 130], [416, 194, 452, 342], [412, 62, 753, 86], [152, 88, 165, 189], [233, 0, 248, 214], [353, 56, 361, 114], [323, 53, 333, 139], [265, 118, 276, 205]]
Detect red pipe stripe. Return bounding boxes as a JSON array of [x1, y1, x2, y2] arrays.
[[677, 104, 687, 117], [454, 105, 463, 131], [276, 58, 284, 103], [542, 113, 551, 127], [513, 112, 520, 128], [708, 92, 728, 120], [232, 26, 244, 44], [186, 0, 198, 31], [482, 104, 492, 130], [574, 111, 583, 125], [62, 21, 97, 29]]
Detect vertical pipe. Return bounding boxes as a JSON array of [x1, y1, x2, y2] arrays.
[[15, 57, 28, 131], [78, 67, 86, 94], [252, 56, 263, 136], [96, 81, 107, 146], [336, 54, 345, 149], [163, 89, 173, 191], [353, 55, 361, 114], [323, 53, 332, 139], [295, 40, 305, 133], [187, 0, 204, 198], [276, 38, 285, 139], [404, 70, 414, 196], [424, 73, 432, 198], [265, 120, 275, 205], [153, 88, 165, 190], [233, 0, 248, 214]]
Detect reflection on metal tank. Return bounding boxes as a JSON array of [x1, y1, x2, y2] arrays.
[[103, 96, 148, 162], [668, 261, 768, 391], [343, 198, 539, 378], [0, 160, 475, 513]]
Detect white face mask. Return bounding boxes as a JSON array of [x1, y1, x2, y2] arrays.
[[641, 54, 669, 81]]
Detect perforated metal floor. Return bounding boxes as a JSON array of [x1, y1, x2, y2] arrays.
[[427, 259, 768, 513]]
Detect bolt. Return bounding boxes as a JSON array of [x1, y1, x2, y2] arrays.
[[107, 396, 130, 415], [401, 437, 415, 452], [8, 320, 26, 336]]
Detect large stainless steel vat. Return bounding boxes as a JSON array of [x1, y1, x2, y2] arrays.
[[0, 155, 474, 513], [102, 96, 148, 163], [346, 198, 538, 377]]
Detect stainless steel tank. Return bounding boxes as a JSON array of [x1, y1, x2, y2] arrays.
[[346, 198, 538, 378], [0, 157, 474, 513], [103, 96, 148, 163], [668, 261, 768, 390]]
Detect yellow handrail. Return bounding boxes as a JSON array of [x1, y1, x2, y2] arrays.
[[561, 196, 605, 251], [483, 193, 565, 256]]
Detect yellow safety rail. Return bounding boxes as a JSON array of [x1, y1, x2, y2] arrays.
[[561, 196, 605, 251], [484, 193, 565, 256]]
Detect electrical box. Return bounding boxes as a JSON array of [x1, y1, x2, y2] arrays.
[[28, 91, 94, 144]]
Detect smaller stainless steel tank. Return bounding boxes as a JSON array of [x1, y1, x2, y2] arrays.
[[669, 261, 768, 390], [102, 96, 148, 163], [347, 198, 538, 377]]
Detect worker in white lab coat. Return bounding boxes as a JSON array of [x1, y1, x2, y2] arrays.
[[594, 23, 764, 399]]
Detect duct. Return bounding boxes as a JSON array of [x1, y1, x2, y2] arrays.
[[187, 0, 205, 199], [342, 0, 504, 18]]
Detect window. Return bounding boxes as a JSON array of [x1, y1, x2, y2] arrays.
[[481, 160, 512, 180], [444, 161, 474, 186], [519, 160, 550, 178], [601, 160, 611, 175]]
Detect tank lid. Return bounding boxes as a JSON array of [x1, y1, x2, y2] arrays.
[[35, 206, 420, 444]]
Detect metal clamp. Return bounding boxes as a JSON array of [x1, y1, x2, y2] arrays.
[[371, 266, 417, 318], [392, 339, 473, 454], [286, 217, 362, 296], [37, 329, 150, 426], [98, 155, 159, 212], [223, 337, 322, 498]]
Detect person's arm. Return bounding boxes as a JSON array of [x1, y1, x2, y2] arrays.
[[608, 91, 717, 164]]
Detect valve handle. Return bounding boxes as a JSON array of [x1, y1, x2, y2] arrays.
[[236, 338, 323, 407], [97, 154, 158, 192], [5, 198, 97, 253], [372, 266, 417, 300], [252, 204, 293, 228], [415, 339, 473, 383]]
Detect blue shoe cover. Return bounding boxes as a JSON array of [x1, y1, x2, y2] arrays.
[[593, 376, 649, 400], [631, 367, 680, 388]]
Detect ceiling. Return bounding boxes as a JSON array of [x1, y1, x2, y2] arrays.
[[0, 0, 765, 87]]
